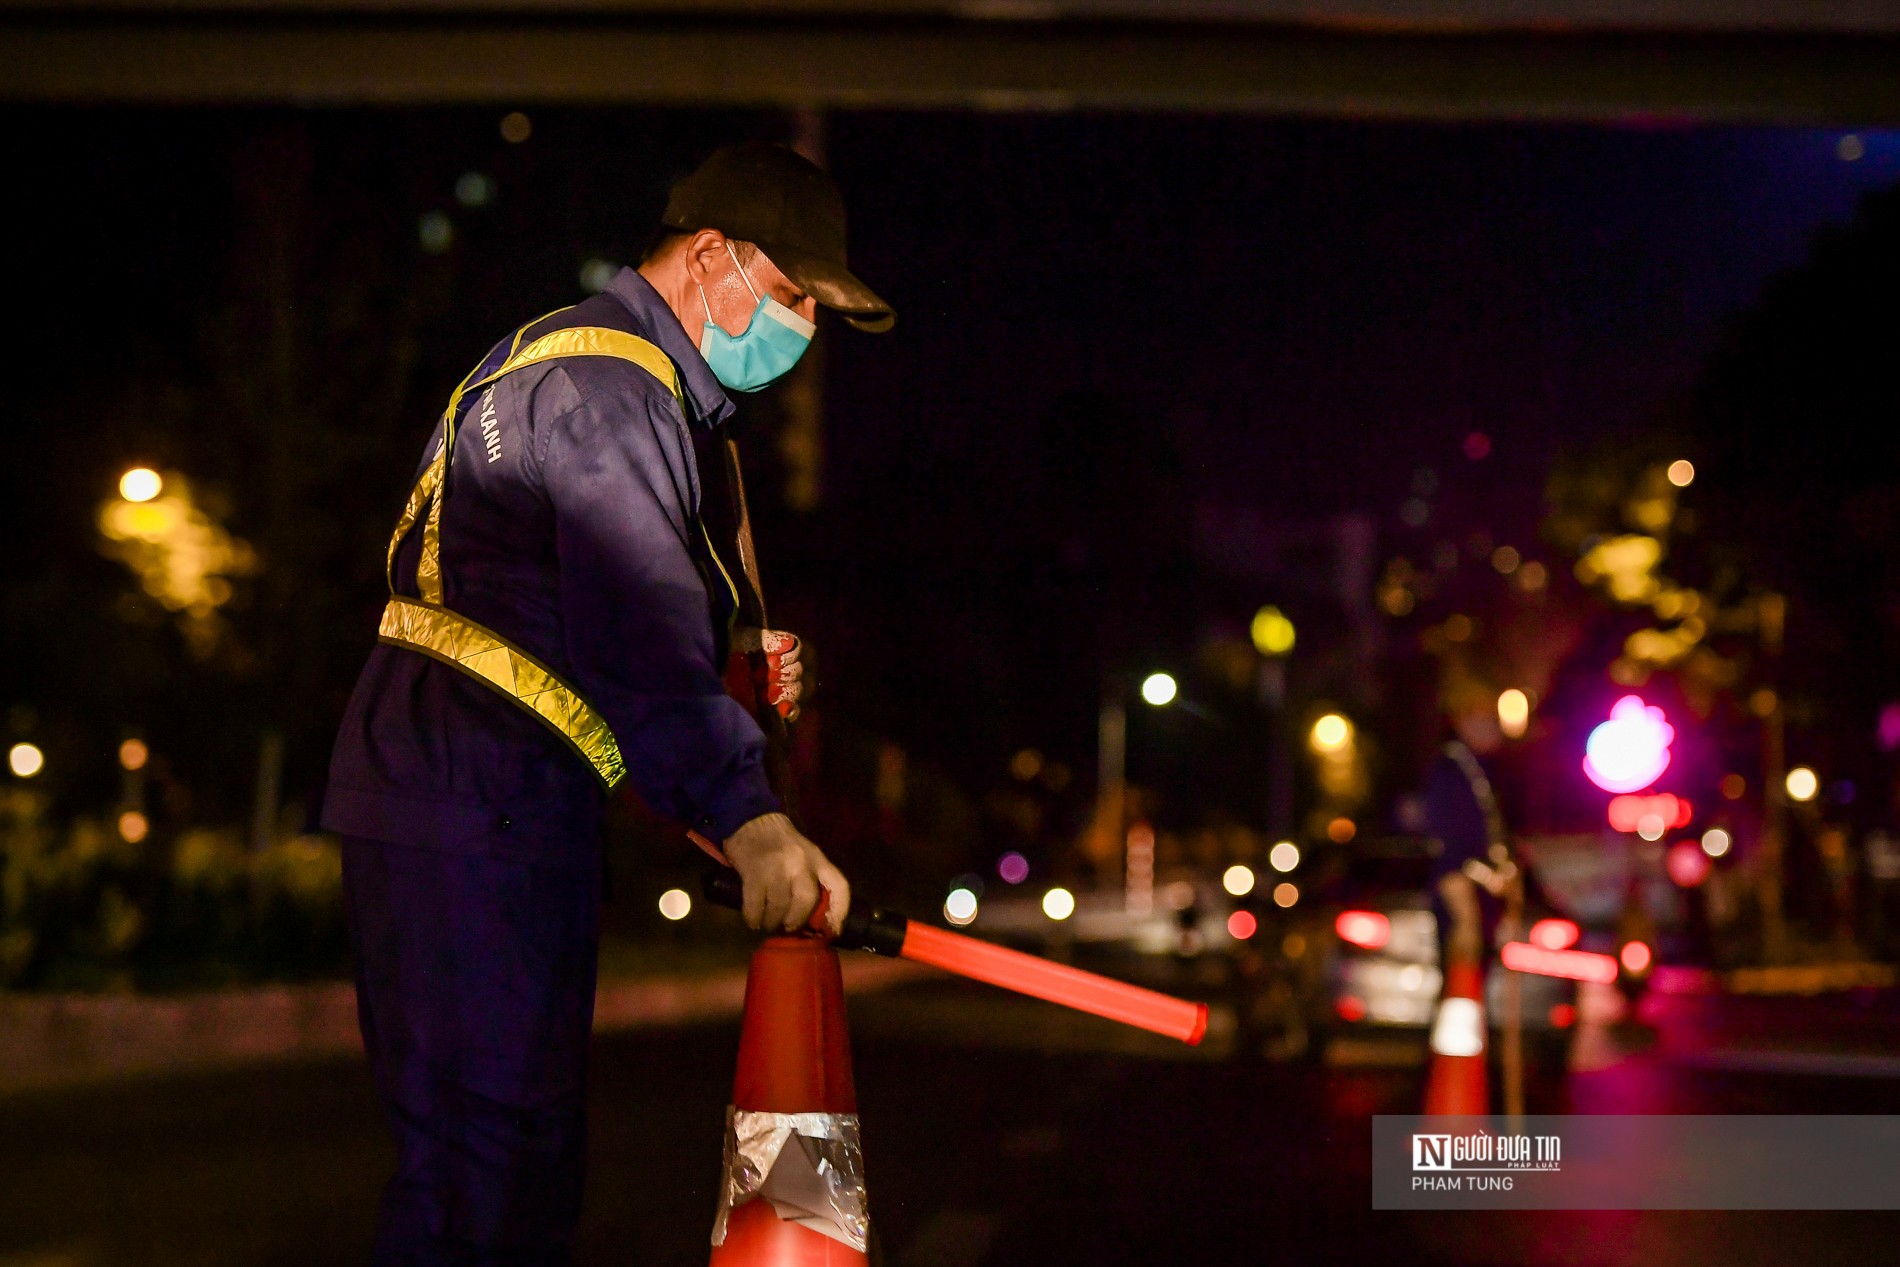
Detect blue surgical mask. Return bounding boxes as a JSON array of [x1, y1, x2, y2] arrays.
[[698, 244, 815, 393]]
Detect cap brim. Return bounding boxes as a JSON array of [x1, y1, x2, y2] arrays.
[[763, 243, 895, 333]]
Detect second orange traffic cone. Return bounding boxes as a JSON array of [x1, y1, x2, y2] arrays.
[[1422, 960, 1489, 1115], [709, 933, 870, 1267]]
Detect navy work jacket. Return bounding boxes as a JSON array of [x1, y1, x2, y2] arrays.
[[322, 269, 782, 869]]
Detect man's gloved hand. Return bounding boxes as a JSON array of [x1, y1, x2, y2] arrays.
[[730, 628, 805, 721], [722, 812, 849, 935]]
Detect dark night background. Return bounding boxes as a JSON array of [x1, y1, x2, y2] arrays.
[[5, 108, 1898, 874]]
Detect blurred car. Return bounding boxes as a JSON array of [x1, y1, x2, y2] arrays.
[[1304, 838, 1578, 1052]]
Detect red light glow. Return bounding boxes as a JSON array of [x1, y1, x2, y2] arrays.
[[1334, 909, 1391, 950], [1607, 792, 1694, 834], [1584, 695, 1674, 793], [1336, 995, 1368, 1022], [1500, 941, 1620, 984], [1620, 940, 1653, 975], [1666, 841, 1712, 888], [1227, 910, 1258, 940], [1528, 918, 1581, 951], [1549, 1003, 1577, 1028]]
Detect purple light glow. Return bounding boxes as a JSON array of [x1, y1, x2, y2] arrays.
[[997, 852, 1030, 885], [1583, 695, 1674, 794]]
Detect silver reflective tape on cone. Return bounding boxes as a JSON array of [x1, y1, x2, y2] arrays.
[[1430, 996, 1486, 1058], [711, 1107, 869, 1252]]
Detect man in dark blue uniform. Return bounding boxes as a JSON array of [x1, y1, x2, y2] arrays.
[[322, 144, 894, 1265]]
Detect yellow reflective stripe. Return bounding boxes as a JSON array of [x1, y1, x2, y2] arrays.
[[380, 320, 684, 785], [378, 597, 627, 790], [701, 522, 740, 624]]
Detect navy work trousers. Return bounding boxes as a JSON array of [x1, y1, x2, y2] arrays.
[[342, 835, 602, 1266]]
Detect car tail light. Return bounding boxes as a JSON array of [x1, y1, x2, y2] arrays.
[[1528, 918, 1580, 951], [1335, 909, 1391, 950]]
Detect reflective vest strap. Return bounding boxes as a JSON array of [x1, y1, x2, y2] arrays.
[[378, 597, 629, 791]]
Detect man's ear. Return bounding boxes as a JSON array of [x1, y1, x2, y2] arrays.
[[682, 228, 729, 285]]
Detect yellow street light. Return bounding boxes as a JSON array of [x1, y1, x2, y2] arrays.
[[8, 743, 45, 778], [1497, 688, 1531, 739], [1309, 713, 1352, 754], [1042, 887, 1076, 921], [1140, 673, 1178, 707], [1250, 606, 1296, 657], [119, 467, 163, 503], [1222, 865, 1255, 897], [1785, 767, 1819, 803]]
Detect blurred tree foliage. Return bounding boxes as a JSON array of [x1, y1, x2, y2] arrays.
[[0, 787, 346, 991], [1543, 180, 1900, 816]]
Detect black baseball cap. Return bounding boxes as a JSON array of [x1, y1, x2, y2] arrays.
[[663, 143, 894, 333]]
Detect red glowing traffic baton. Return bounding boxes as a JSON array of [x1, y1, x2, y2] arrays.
[[896, 920, 1208, 1044], [1499, 941, 1620, 984], [693, 836, 1206, 1045]]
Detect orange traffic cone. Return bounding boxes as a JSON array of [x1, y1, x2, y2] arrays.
[[709, 934, 870, 1266], [1422, 960, 1489, 1116]]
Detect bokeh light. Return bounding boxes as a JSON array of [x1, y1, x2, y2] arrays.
[[1528, 918, 1580, 951], [1249, 606, 1296, 657], [1272, 882, 1299, 908], [1785, 767, 1819, 803], [119, 738, 149, 772], [7, 743, 43, 778], [658, 889, 691, 921], [1701, 827, 1732, 858], [1497, 688, 1530, 739], [996, 851, 1029, 884], [1268, 840, 1300, 873], [944, 887, 979, 926], [1227, 910, 1258, 940], [1140, 673, 1177, 706], [1221, 864, 1255, 897], [1583, 695, 1674, 793], [500, 111, 533, 143], [1326, 817, 1356, 844], [118, 810, 150, 844], [1042, 887, 1076, 920], [1620, 940, 1653, 975], [1666, 459, 1695, 488], [119, 467, 162, 503], [1310, 713, 1352, 753], [1666, 841, 1711, 887]]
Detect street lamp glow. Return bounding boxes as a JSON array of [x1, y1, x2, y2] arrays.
[[1497, 688, 1530, 739], [1268, 841, 1300, 873], [119, 467, 163, 503], [1666, 459, 1696, 488], [1309, 713, 1352, 754], [1785, 767, 1819, 803], [657, 888, 691, 921], [944, 887, 979, 926], [1250, 606, 1296, 657], [8, 743, 44, 778], [1140, 673, 1177, 707], [1222, 865, 1255, 897], [1042, 886, 1076, 921]]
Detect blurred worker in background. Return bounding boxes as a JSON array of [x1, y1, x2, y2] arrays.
[[1424, 669, 1516, 972], [321, 143, 893, 1265]]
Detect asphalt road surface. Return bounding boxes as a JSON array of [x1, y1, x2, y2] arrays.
[[5, 977, 1900, 1267]]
